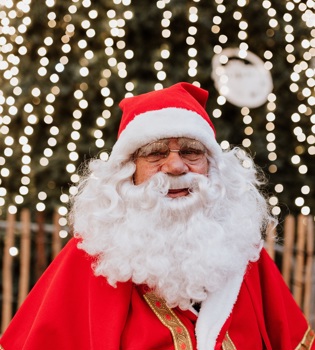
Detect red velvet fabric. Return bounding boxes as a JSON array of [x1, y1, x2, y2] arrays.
[[0, 239, 313, 349], [226, 249, 313, 349]]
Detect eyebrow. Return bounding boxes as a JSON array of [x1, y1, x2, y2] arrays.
[[177, 138, 206, 151], [135, 141, 166, 157]]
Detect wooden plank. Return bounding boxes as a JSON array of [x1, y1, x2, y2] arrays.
[[1, 211, 15, 334], [293, 215, 307, 307], [17, 208, 31, 308], [265, 222, 276, 260], [35, 211, 47, 280], [303, 216, 314, 321], [52, 210, 61, 259], [282, 215, 295, 286]]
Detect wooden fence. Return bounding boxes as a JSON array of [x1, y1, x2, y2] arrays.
[[0, 208, 67, 334], [264, 214, 315, 325], [0, 210, 314, 334]]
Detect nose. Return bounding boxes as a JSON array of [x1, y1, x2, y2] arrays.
[[160, 151, 189, 176]]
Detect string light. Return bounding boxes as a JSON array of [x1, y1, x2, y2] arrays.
[[154, 0, 172, 90], [187, 6, 198, 78]]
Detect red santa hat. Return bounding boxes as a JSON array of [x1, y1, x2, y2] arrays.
[[109, 82, 221, 162]]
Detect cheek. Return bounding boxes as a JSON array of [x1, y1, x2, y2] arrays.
[[191, 159, 209, 176], [134, 160, 158, 185]]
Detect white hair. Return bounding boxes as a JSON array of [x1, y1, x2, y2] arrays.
[[70, 147, 275, 309]]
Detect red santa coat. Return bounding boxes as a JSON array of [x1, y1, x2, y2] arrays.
[[0, 238, 314, 350]]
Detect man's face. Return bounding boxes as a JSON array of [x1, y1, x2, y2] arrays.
[[133, 137, 209, 198]]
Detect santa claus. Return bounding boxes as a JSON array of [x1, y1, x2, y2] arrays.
[[1, 82, 314, 349]]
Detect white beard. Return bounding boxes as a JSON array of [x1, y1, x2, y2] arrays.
[[75, 169, 265, 310]]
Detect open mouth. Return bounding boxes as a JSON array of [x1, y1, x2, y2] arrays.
[[167, 188, 190, 198]]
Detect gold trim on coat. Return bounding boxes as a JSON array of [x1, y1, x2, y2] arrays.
[[222, 332, 237, 350], [144, 291, 193, 350], [295, 326, 315, 350], [144, 291, 237, 350]]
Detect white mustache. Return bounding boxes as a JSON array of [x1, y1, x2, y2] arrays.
[[149, 172, 206, 191]]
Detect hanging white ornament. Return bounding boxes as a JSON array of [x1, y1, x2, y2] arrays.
[[211, 48, 273, 108]]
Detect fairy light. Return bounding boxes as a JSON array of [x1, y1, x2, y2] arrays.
[[282, 0, 315, 215], [236, 3, 252, 150], [9, 246, 19, 257], [39, 3, 78, 222], [263, 7, 279, 214], [265, 93, 278, 179], [241, 107, 252, 149], [154, 1, 172, 89], [212, 0, 226, 114], [187, 6, 198, 78]]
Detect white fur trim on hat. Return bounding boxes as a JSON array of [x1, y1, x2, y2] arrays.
[[110, 107, 221, 162]]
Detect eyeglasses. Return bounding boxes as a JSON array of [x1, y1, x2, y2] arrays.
[[134, 138, 207, 165]]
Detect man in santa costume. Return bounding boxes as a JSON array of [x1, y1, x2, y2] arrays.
[[1, 82, 314, 349]]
